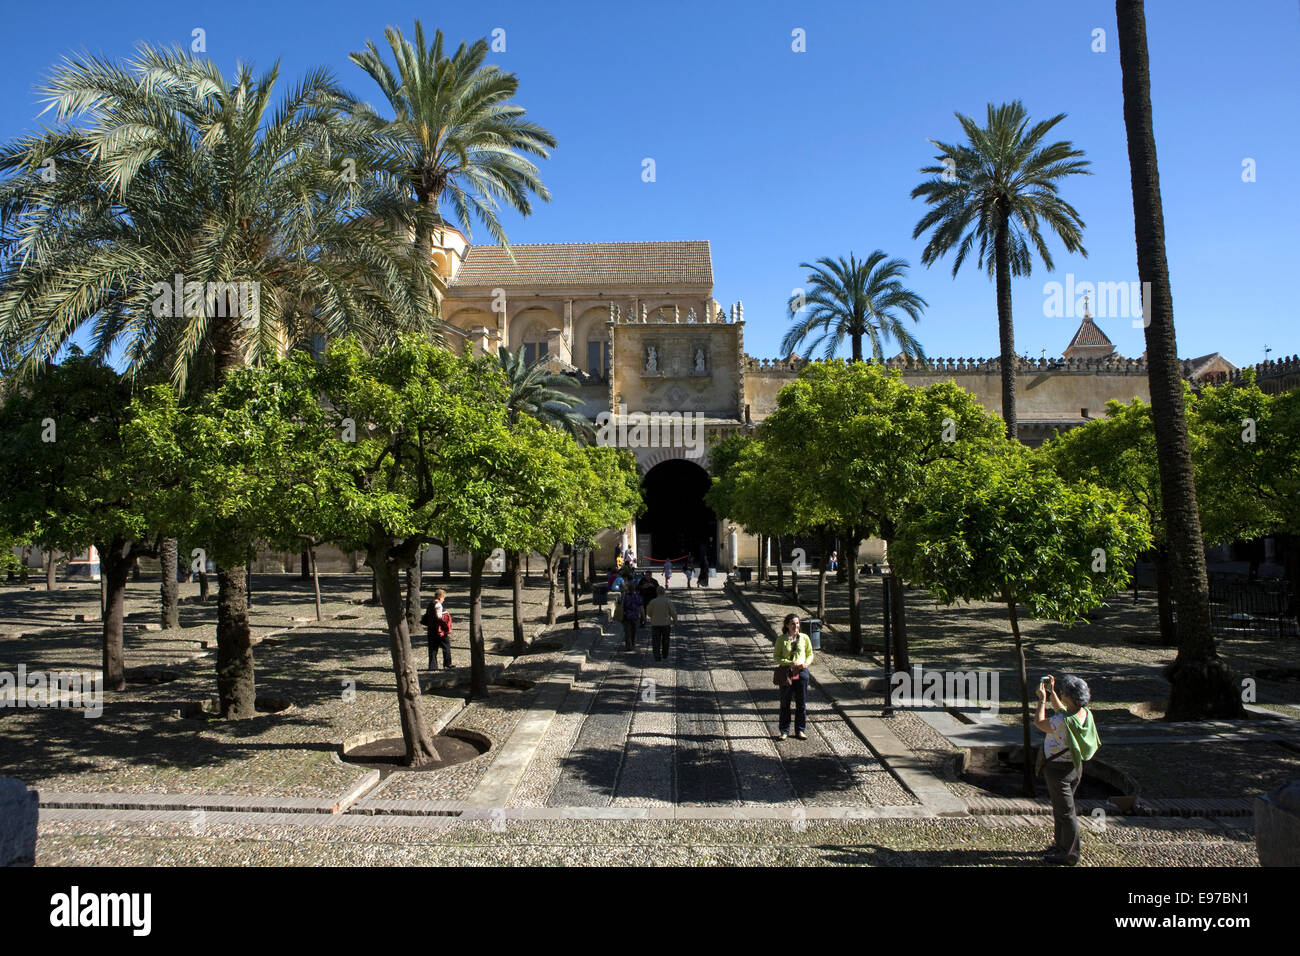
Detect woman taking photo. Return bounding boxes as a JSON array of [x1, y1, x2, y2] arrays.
[[1034, 674, 1100, 866], [773, 613, 814, 740]]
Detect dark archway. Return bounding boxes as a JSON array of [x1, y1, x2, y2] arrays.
[[639, 459, 717, 566]]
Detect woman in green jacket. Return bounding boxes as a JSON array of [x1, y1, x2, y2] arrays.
[[774, 613, 814, 740]]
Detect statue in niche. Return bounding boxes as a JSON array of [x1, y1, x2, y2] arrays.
[[686, 308, 697, 324], [646, 345, 658, 373], [695, 348, 706, 373], [656, 308, 667, 323]]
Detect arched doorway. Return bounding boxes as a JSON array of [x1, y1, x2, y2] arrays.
[[639, 459, 717, 566]]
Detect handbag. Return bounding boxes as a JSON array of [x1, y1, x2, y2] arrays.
[[772, 665, 792, 688]]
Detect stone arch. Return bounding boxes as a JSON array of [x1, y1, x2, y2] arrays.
[[506, 306, 561, 349], [573, 305, 611, 376]]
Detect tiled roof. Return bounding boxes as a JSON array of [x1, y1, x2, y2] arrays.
[[448, 241, 713, 289], [1065, 315, 1114, 351]]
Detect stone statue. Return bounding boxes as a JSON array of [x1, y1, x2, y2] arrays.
[[646, 346, 658, 373], [656, 308, 667, 323], [695, 348, 706, 373], [686, 308, 697, 324]]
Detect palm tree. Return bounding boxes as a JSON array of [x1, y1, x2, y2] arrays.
[[497, 344, 592, 651], [0, 46, 432, 718], [351, 21, 556, 625], [783, 252, 927, 363], [1115, 0, 1240, 719], [350, 20, 556, 271], [912, 101, 1090, 440]]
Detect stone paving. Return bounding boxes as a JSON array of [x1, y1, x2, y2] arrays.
[[511, 587, 913, 809]]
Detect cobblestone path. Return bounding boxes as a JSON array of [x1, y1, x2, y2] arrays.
[[520, 587, 914, 808]]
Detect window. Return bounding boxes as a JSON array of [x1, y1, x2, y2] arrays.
[[587, 340, 610, 377], [523, 341, 549, 366]]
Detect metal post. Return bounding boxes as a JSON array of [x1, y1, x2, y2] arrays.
[[882, 572, 894, 717]]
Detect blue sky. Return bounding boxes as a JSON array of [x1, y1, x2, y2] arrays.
[[2, 0, 1296, 367]]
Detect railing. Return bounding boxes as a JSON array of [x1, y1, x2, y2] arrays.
[[1208, 573, 1296, 639]]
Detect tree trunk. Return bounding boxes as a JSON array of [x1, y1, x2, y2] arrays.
[[160, 537, 180, 629], [310, 544, 322, 621], [817, 531, 830, 622], [404, 554, 423, 639], [994, 209, 1019, 442], [370, 566, 378, 603], [546, 545, 559, 625], [511, 550, 527, 655], [100, 539, 132, 692], [45, 548, 56, 590], [791, 564, 799, 605], [100, 573, 107, 619], [1154, 546, 1176, 646], [300, 549, 311, 580], [775, 536, 785, 590], [758, 535, 768, 584], [468, 551, 489, 699], [131, 557, 141, 582], [214, 564, 256, 718], [890, 571, 911, 672], [370, 541, 441, 766], [846, 533, 862, 654], [442, 542, 451, 582], [563, 555, 572, 608], [1006, 592, 1035, 797], [1116, 0, 1240, 719]]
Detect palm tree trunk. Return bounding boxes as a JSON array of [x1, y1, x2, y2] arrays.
[[1116, 0, 1240, 719], [369, 537, 441, 766], [468, 550, 489, 699], [159, 537, 180, 629], [994, 210, 1019, 442]]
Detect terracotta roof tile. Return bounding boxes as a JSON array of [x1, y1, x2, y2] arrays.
[[1065, 315, 1114, 351], [448, 241, 712, 289]]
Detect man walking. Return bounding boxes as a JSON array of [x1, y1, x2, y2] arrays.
[[619, 586, 642, 652], [646, 586, 678, 662]]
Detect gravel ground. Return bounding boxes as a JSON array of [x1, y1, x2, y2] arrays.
[[0, 574, 556, 800], [32, 813, 1258, 866]]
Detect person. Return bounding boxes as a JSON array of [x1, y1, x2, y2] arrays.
[[664, 559, 673, 589], [619, 586, 642, 651], [637, 571, 657, 624], [615, 541, 624, 564], [774, 613, 813, 740], [615, 554, 623, 571], [646, 586, 678, 661], [684, 556, 695, 589], [828, 551, 838, 573], [420, 588, 453, 670], [1034, 674, 1100, 866]]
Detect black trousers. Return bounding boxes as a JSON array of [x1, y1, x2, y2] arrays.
[[652, 625, 670, 660], [779, 673, 807, 733], [1044, 761, 1082, 862], [427, 630, 452, 669], [623, 618, 638, 650]]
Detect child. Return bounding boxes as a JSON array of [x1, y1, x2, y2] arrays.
[[421, 588, 453, 670]]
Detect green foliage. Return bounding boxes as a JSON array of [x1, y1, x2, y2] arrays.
[[348, 20, 556, 247], [0, 45, 434, 390], [0, 353, 165, 558], [893, 449, 1151, 622], [497, 345, 594, 444], [748, 360, 1007, 541], [1191, 375, 1298, 544], [912, 101, 1090, 279]]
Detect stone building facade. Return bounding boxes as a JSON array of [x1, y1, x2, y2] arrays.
[[287, 230, 1273, 575]]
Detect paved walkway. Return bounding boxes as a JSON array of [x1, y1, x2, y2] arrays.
[[494, 586, 915, 809]]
